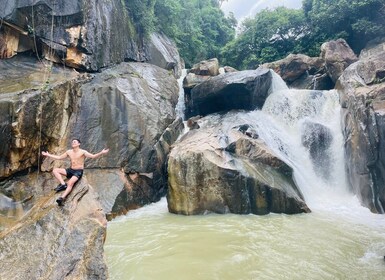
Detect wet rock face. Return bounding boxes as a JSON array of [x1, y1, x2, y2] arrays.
[[0, 1, 182, 73], [71, 62, 179, 180], [185, 68, 272, 118], [0, 0, 139, 71], [0, 178, 108, 279], [167, 114, 310, 215], [0, 56, 88, 179], [1, 56, 183, 219], [301, 121, 333, 180], [338, 39, 385, 213]]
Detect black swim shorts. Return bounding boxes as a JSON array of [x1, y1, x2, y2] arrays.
[[66, 168, 83, 180]]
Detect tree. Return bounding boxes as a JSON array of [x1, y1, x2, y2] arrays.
[[154, 0, 236, 67], [221, 7, 308, 69], [302, 0, 385, 52]]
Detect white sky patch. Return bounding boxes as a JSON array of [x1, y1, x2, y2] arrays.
[[221, 0, 302, 23]]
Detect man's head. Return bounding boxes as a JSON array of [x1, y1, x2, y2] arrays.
[[71, 138, 81, 148]]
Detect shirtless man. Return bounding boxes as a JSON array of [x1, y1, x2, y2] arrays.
[[42, 138, 109, 206]]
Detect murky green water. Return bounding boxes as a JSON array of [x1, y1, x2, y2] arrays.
[[105, 198, 385, 280]]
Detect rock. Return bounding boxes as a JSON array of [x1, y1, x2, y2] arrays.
[[1, 56, 183, 219], [185, 68, 272, 118], [223, 66, 238, 73], [167, 114, 310, 215], [301, 121, 333, 180], [0, 56, 89, 179], [337, 38, 385, 213], [0, 1, 181, 73], [189, 58, 220, 76], [321, 39, 358, 83], [182, 72, 211, 92], [0, 178, 108, 279], [289, 72, 334, 90], [262, 54, 324, 83], [147, 32, 184, 78], [186, 116, 201, 130], [66, 63, 182, 217]]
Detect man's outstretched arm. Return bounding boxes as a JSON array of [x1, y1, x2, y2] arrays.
[[84, 148, 109, 159], [42, 151, 68, 160]]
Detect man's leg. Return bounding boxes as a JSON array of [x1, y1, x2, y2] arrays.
[[52, 168, 67, 185], [60, 176, 79, 200]]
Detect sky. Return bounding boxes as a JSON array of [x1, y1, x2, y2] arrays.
[[221, 0, 302, 22]]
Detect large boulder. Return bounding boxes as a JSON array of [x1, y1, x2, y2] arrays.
[[321, 39, 359, 83], [0, 177, 108, 279], [261, 53, 333, 90], [147, 32, 184, 78], [262, 54, 324, 83], [182, 58, 221, 97], [45, 62, 182, 217], [189, 58, 220, 76], [168, 113, 310, 215], [338, 39, 385, 213], [185, 68, 272, 118]]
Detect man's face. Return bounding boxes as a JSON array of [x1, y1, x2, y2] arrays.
[[71, 139, 80, 148]]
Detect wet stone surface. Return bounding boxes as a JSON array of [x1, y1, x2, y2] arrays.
[[0, 54, 79, 94]]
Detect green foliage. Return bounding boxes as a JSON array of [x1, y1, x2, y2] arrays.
[[124, 0, 157, 36], [221, 0, 385, 70], [302, 0, 385, 52], [221, 7, 308, 69], [125, 0, 384, 70], [154, 0, 236, 67]]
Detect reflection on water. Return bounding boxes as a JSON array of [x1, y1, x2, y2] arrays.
[[105, 198, 385, 280]]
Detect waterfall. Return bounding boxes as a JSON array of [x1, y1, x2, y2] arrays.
[[245, 71, 350, 210], [175, 69, 187, 120]]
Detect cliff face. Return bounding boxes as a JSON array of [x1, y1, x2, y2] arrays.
[[0, 57, 182, 278], [0, 0, 183, 75], [338, 39, 385, 213]]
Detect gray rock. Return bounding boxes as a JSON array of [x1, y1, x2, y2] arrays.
[[185, 68, 272, 118], [0, 56, 88, 178], [147, 33, 184, 78], [301, 121, 333, 180], [338, 38, 385, 213]]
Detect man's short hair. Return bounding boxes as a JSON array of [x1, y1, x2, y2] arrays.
[[72, 138, 81, 144]]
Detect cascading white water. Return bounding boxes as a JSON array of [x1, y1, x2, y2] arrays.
[[243, 71, 349, 210], [175, 69, 187, 120]]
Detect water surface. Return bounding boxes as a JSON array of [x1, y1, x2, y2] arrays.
[[105, 198, 385, 280]]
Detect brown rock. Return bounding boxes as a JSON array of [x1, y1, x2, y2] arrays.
[[167, 115, 310, 215]]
